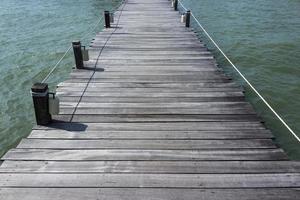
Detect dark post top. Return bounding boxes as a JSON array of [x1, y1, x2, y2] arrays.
[[31, 83, 48, 93], [72, 41, 81, 46]]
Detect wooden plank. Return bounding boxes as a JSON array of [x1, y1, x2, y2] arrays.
[[0, 173, 299, 188], [90, 47, 210, 52], [89, 63, 219, 68], [56, 91, 245, 98], [62, 78, 232, 83], [95, 58, 215, 65], [88, 67, 219, 72], [59, 108, 256, 115], [28, 130, 273, 140], [59, 102, 252, 107], [33, 122, 266, 131], [17, 139, 276, 150], [96, 33, 199, 37], [91, 62, 217, 67], [84, 65, 220, 71], [1, 160, 299, 173], [69, 71, 223, 75], [53, 114, 261, 123], [2, 149, 288, 161], [91, 41, 206, 46], [68, 74, 227, 80], [90, 58, 216, 62], [57, 82, 240, 88], [58, 96, 246, 103], [91, 44, 207, 49], [59, 102, 251, 108], [57, 87, 243, 93], [1, 188, 299, 200], [96, 39, 203, 43]]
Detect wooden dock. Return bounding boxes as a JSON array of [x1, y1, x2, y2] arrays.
[[0, 0, 299, 199]]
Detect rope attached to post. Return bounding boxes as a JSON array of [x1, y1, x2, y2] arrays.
[[41, 0, 124, 83], [41, 46, 72, 83], [69, 0, 127, 122], [178, 0, 188, 11], [178, 0, 299, 143]]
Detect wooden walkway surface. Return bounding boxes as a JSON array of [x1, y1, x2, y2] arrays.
[[0, 0, 299, 199]]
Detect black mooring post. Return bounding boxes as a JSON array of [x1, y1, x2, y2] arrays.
[[174, 0, 178, 11], [104, 11, 111, 28], [31, 83, 52, 125], [186, 10, 191, 27], [72, 41, 84, 69]]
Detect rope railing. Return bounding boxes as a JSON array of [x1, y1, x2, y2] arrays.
[[41, 46, 72, 83], [177, 0, 299, 142], [178, 0, 188, 11], [41, 0, 124, 83]]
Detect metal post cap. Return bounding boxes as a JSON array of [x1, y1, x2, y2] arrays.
[[31, 83, 48, 93], [72, 41, 81, 45]]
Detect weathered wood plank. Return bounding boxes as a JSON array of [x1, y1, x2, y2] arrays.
[[57, 82, 239, 88], [68, 74, 227, 80], [70, 71, 223, 75], [62, 78, 232, 83], [2, 149, 288, 161], [59, 102, 251, 108], [1, 188, 299, 200], [33, 122, 266, 131], [56, 91, 244, 98], [52, 114, 261, 122], [28, 130, 273, 139], [57, 87, 243, 93], [1, 160, 299, 173], [0, 173, 299, 188], [59, 108, 256, 115], [17, 139, 276, 149], [58, 96, 246, 103]]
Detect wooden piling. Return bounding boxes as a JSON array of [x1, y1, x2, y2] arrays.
[[72, 41, 84, 69], [104, 11, 111, 28], [186, 10, 191, 27], [31, 83, 51, 125], [174, 0, 178, 11]]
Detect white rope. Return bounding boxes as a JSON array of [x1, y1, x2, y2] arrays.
[[41, 45, 72, 83], [80, 0, 124, 40], [189, 12, 299, 142], [80, 16, 104, 41], [178, 0, 188, 11], [41, 16, 103, 83], [41, 0, 124, 83]]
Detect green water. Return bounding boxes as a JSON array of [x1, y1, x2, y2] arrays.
[[0, 0, 299, 158], [180, 0, 300, 159], [0, 0, 121, 157]]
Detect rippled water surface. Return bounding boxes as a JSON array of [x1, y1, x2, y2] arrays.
[[181, 0, 300, 158], [0, 0, 120, 156], [0, 0, 299, 158]]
